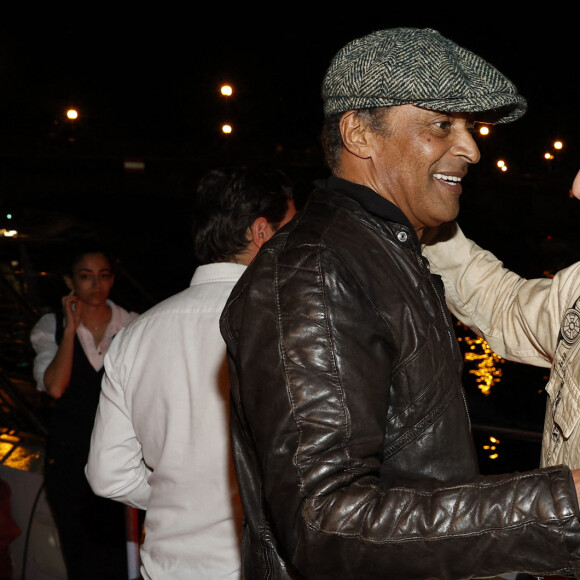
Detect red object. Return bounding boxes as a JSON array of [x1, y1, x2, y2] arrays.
[[125, 506, 142, 580], [0, 479, 21, 579]]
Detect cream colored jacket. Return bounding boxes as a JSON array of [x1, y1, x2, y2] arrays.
[[423, 222, 580, 469]]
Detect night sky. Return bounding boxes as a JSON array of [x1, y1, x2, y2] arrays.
[[1, 11, 577, 154], [0, 9, 578, 302]]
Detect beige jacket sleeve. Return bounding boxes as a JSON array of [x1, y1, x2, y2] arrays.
[[422, 221, 580, 368]]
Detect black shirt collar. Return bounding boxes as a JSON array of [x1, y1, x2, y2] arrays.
[[314, 175, 416, 231]]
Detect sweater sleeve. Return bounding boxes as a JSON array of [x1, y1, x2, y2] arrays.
[[422, 221, 580, 367]]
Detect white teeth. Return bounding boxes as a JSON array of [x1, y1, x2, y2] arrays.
[[434, 173, 462, 184]]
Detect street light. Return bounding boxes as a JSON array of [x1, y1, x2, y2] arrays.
[[220, 84, 233, 97], [66, 108, 78, 120]]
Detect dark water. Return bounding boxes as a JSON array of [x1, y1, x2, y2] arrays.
[[455, 321, 547, 474]]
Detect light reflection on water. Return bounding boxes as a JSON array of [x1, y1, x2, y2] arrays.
[[483, 436, 501, 460], [456, 322, 505, 461], [0, 428, 45, 473], [456, 324, 504, 396]]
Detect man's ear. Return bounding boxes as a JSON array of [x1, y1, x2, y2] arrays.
[[339, 111, 372, 159], [249, 216, 272, 249]]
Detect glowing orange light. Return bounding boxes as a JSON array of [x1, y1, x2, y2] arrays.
[[463, 335, 504, 395]]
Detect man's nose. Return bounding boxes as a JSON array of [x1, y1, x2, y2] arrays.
[[452, 128, 481, 165]]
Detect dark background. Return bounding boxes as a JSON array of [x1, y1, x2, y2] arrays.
[[0, 8, 578, 469], [0, 10, 578, 299]]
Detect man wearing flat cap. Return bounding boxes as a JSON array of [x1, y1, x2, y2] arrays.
[[220, 28, 580, 579]]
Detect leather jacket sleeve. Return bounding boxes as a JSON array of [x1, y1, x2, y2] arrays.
[[222, 225, 580, 579]]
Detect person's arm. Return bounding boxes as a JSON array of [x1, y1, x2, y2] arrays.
[[42, 292, 83, 399], [30, 315, 58, 392], [222, 242, 580, 579], [422, 221, 580, 367], [42, 327, 75, 399], [86, 331, 152, 510]]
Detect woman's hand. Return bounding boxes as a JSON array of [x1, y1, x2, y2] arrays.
[[45, 291, 82, 399], [62, 290, 82, 332]]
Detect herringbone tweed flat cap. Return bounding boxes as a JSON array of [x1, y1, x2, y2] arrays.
[[322, 28, 527, 124]]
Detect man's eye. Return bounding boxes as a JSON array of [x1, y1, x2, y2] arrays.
[[435, 121, 452, 130]]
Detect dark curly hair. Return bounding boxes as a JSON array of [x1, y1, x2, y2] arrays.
[[60, 229, 115, 277], [191, 166, 294, 264]]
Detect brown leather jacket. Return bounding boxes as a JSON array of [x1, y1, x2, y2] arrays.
[[220, 177, 580, 579]]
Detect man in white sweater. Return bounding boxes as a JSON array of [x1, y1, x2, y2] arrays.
[[86, 166, 296, 579]]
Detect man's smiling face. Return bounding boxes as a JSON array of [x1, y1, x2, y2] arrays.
[[366, 105, 481, 237]]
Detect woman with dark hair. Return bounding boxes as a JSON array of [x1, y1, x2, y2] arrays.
[[30, 238, 138, 579]]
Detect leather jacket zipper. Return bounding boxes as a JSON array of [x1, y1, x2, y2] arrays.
[[415, 248, 472, 433]]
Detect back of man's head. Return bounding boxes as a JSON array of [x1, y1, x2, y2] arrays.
[[192, 166, 294, 265]]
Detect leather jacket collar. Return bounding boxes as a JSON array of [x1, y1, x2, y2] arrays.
[[314, 175, 420, 249]]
